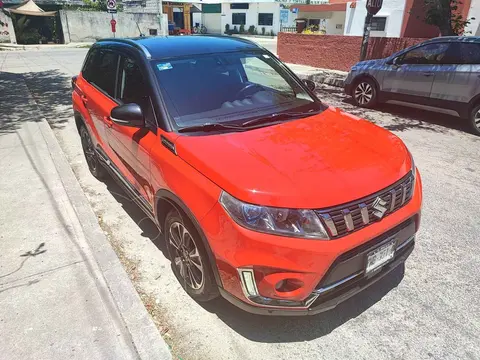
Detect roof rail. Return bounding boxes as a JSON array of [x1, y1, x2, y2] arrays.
[[96, 38, 152, 59]]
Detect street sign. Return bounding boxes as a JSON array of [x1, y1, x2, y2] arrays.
[[107, 0, 117, 13], [110, 18, 117, 33], [366, 0, 383, 15]]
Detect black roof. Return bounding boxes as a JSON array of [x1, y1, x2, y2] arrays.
[[96, 35, 261, 59]]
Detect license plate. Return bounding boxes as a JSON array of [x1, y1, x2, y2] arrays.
[[366, 240, 396, 274]]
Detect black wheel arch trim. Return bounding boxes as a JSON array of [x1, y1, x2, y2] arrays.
[[154, 189, 223, 288], [467, 94, 480, 118]]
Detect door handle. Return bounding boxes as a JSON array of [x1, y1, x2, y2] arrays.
[[422, 72, 434, 77], [104, 116, 113, 128], [81, 95, 88, 106]]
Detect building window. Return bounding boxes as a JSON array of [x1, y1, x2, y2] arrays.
[[258, 13, 273, 26], [371, 17, 386, 31], [308, 19, 320, 26], [232, 13, 246, 25], [230, 3, 249, 9], [149, 29, 158, 35]]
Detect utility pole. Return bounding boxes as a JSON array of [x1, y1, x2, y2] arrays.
[[359, 0, 383, 61], [359, 13, 372, 61]]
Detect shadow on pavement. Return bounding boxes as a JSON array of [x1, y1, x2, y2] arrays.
[[201, 264, 405, 343], [0, 71, 71, 134], [316, 84, 472, 134], [102, 175, 168, 258]]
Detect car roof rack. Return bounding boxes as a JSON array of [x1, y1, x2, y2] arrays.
[[96, 38, 152, 59]]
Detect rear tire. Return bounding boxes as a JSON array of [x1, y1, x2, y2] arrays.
[[352, 78, 378, 108], [165, 209, 218, 302], [468, 104, 480, 136], [79, 125, 107, 179]]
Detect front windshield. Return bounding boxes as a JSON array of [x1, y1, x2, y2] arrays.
[[152, 50, 321, 128]]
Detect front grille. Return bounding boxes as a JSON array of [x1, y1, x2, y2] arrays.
[[316, 172, 414, 238]]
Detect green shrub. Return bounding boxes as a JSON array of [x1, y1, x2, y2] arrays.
[[225, 24, 230, 34], [248, 25, 255, 34], [233, 25, 239, 34], [270, 29, 274, 36], [239, 24, 245, 34], [261, 27, 265, 35]]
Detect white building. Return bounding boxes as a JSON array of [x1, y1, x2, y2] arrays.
[[194, 0, 299, 35]]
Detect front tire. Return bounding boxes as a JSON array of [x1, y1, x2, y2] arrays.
[[165, 209, 218, 302], [468, 104, 480, 136], [352, 78, 378, 108]]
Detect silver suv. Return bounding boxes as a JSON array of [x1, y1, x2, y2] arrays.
[[344, 36, 480, 135]]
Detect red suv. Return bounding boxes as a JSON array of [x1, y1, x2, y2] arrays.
[[72, 36, 422, 315]]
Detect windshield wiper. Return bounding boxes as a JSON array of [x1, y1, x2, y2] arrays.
[[240, 110, 321, 128], [177, 122, 245, 133]]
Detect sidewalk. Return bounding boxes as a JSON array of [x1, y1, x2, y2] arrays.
[[0, 72, 171, 359]]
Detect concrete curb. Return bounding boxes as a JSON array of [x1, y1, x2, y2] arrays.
[[305, 72, 345, 88], [33, 92, 172, 359]]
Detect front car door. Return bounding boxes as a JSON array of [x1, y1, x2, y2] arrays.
[[382, 42, 452, 99], [80, 49, 120, 152], [106, 54, 158, 207], [430, 42, 480, 108]]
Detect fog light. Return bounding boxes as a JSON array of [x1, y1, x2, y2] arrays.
[[275, 278, 304, 293], [238, 269, 259, 297]]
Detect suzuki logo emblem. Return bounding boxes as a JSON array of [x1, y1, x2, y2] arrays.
[[372, 197, 388, 219]]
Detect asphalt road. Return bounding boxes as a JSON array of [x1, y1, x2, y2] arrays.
[[2, 48, 479, 360]]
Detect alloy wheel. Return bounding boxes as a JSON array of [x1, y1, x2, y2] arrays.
[[354, 82, 373, 105], [80, 128, 97, 173], [474, 109, 480, 130], [169, 221, 204, 290]]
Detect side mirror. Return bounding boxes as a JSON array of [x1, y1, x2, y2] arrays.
[[304, 79, 316, 92], [392, 57, 401, 66], [110, 104, 144, 127]]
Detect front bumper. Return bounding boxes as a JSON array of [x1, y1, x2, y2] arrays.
[[219, 239, 413, 316], [200, 173, 422, 315]]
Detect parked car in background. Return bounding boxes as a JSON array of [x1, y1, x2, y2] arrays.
[[72, 36, 422, 315], [344, 36, 480, 136]]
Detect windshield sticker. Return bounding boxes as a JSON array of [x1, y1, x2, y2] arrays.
[[157, 62, 173, 71]]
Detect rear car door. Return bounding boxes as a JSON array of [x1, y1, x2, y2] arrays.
[[106, 54, 158, 206], [430, 42, 480, 106], [381, 42, 451, 99], [81, 48, 120, 155]]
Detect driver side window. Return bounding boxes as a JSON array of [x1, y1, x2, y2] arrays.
[[242, 56, 294, 96], [118, 57, 157, 128], [400, 43, 450, 65]]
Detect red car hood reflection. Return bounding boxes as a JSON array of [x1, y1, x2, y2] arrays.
[[175, 107, 411, 209]]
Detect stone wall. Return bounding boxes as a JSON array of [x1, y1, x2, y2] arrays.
[[277, 33, 429, 71], [60, 10, 165, 43]]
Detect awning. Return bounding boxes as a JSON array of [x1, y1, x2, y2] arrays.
[[292, 3, 347, 12], [8, 0, 57, 16]]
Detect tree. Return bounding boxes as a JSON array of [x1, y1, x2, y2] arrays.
[[420, 0, 471, 35]]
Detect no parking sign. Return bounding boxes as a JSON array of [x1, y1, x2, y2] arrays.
[[107, 0, 117, 13]]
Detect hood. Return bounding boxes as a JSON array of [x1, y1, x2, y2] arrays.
[[175, 107, 412, 209], [353, 58, 386, 68]]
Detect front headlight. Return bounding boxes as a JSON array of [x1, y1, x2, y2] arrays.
[[219, 192, 329, 239]]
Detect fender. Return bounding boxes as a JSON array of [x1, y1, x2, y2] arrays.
[[154, 189, 223, 288]]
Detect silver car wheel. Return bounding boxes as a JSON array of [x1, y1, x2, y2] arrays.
[[354, 82, 373, 105], [474, 109, 480, 129], [169, 222, 204, 290]]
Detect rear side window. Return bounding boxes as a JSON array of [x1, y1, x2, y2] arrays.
[[457, 43, 480, 64], [83, 49, 119, 98]]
